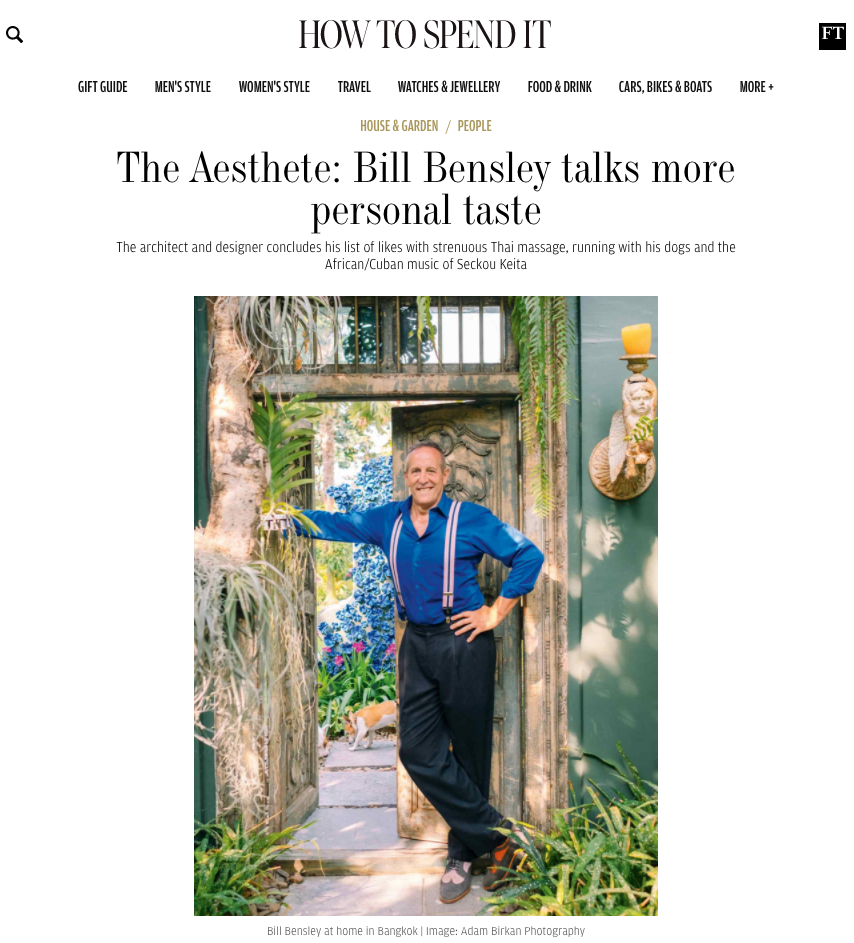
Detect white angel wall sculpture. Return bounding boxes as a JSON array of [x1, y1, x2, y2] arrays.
[[589, 376, 657, 500]]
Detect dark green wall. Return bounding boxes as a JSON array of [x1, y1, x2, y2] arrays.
[[567, 297, 658, 800], [194, 297, 217, 825]]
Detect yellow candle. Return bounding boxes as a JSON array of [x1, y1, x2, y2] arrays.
[[621, 323, 651, 356]]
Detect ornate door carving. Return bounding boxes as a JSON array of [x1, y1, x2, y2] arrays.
[[392, 402, 522, 843]]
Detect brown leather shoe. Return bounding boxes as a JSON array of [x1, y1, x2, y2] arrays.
[[482, 823, 524, 892]]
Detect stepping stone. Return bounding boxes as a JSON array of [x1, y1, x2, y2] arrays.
[[320, 768, 396, 807], [282, 874, 424, 917], [296, 806, 422, 851], [279, 807, 447, 874], [325, 739, 397, 769]]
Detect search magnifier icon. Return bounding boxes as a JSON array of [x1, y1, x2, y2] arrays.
[[6, 25, 23, 42]]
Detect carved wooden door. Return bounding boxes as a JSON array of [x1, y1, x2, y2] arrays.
[[268, 429, 319, 831], [393, 402, 523, 842]]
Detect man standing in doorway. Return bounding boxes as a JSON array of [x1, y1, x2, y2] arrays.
[[284, 441, 545, 904]]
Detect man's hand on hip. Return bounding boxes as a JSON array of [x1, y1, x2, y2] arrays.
[[451, 605, 499, 641], [451, 596, 519, 642]]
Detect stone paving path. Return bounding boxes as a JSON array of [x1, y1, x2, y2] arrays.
[[326, 739, 398, 768], [319, 768, 396, 807], [293, 740, 446, 858], [282, 738, 492, 915], [283, 874, 494, 916]]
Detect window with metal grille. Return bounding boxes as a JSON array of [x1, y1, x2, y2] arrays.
[[285, 296, 514, 374]]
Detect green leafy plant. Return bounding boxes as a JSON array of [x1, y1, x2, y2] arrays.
[[479, 744, 657, 916], [509, 297, 577, 516], [335, 648, 391, 703], [193, 815, 306, 916], [317, 652, 397, 737], [252, 389, 322, 530], [416, 295, 442, 367], [625, 415, 658, 443], [318, 685, 355, 740]]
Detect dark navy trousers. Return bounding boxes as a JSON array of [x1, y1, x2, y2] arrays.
[[397, 619, 504, 861]]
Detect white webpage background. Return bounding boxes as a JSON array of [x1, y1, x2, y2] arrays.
[[0, 1, 849, 939]]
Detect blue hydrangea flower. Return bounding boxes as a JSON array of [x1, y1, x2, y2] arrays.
[[318, 457, 395, 674]]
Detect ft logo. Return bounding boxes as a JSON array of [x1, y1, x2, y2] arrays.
[[819, 23, 846, 49]]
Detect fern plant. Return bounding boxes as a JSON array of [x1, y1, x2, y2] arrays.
[[509, 297, 577, 516], [625, 415, 658, 443]]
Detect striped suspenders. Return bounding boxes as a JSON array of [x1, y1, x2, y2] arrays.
[[390, 500, 462, 624]]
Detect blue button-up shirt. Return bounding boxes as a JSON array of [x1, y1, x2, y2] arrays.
[[287, 491, 545, 624]]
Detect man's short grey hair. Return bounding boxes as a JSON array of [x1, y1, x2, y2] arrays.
[[404, 440, 446, 472]]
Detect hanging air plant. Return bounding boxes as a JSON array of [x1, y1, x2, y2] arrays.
[[509, 296, 577, 516], [236, 296, 340, 375], [196, 296, 327, 826], [194, 535, 309, 824]]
